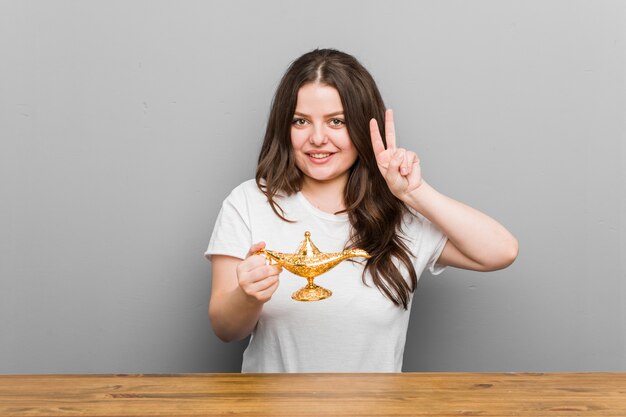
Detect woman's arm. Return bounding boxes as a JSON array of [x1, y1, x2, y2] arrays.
[[209, 243, 281, 342], [404, 181, 518, 271], [370, 110, 518, 271]]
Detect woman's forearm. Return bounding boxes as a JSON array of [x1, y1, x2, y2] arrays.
[[209, 286, 263, 342], [404, 181, 518, 270], [209, 255, 267, 342]]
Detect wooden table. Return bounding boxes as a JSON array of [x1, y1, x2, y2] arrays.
[[1, 373, 625, 416]]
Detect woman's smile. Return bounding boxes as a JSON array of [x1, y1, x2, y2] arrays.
[[307, 152, 333, 161]]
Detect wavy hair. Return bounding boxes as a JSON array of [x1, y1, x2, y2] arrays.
[[255, 49, 417, 309]]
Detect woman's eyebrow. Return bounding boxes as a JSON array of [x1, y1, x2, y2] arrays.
[[293, 111, 345, 118]]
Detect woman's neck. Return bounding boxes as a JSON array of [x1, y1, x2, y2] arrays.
[[300, 176, 347, 214]]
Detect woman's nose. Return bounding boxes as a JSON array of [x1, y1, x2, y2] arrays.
[[309, 125, 328, 145]]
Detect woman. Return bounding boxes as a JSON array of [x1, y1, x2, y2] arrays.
[[205, 48, 518, 372]]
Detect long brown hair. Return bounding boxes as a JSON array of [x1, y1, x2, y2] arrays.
[[256, 49, 417, 309]]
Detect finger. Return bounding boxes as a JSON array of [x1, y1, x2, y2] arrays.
[[245, 254, 269, 271], [241, 263, 282, 285], [386, 149, 404, 184], [254, 278, 280, 302], [402, 150, 417, 176], [410, 151, 420, 172], [238, 254, 276, 278], [243, 268, 281, 295], [398, 149, 408, 176], [385, 109, 396, 150], [369, 118, 386, 155], [249, 273, 279, 294], [407, 158, 423, 188], [254, 264, 282, 281], [246, 241, 266, 258]]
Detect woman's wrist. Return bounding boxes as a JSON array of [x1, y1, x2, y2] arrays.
[[401, 180, 436, 213]]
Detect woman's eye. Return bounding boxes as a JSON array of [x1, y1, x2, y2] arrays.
[[329, 118, 345, 127], [292, 118, 307, 126]]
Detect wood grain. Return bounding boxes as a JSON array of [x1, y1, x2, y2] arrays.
[[1, 373, 625, 416]]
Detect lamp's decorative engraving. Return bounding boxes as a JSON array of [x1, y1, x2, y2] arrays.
[[256, 231, 371, 301]]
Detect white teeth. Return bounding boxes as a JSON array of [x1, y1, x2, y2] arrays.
[[309, 153, 331, 159]]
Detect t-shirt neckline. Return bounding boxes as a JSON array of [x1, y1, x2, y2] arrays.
[[296, 192, 349, 223]]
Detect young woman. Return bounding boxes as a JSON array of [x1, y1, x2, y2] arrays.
[[205, 49, 518, 372]]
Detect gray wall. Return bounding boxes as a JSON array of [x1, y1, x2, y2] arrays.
[[1, 1, 624, 373]]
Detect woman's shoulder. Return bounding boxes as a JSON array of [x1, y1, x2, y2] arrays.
[[226, 179, 265, 201], [225, 178, 291, 209], [232, 178, 261, 192], [229, 178, 294, 201]]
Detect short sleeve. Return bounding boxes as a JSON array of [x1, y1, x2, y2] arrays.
[[427, 229, 448, 275], [404, 210, 448, 276], [204, 186, 253, 261]]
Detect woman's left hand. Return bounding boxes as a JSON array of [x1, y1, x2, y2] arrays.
[[370, 109, 423, 201]]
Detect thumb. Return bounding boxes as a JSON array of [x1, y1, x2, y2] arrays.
[[246, 241, 266, 258]]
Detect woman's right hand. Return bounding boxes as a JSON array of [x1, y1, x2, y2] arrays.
[[236, 242, 282, 303]]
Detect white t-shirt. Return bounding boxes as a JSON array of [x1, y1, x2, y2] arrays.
[[205, 179, 447, 372]]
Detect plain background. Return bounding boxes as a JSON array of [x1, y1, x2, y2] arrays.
[[1, 1, 624, 373]]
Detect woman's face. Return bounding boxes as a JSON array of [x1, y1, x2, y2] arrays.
[[290, 83, 358, 190]]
